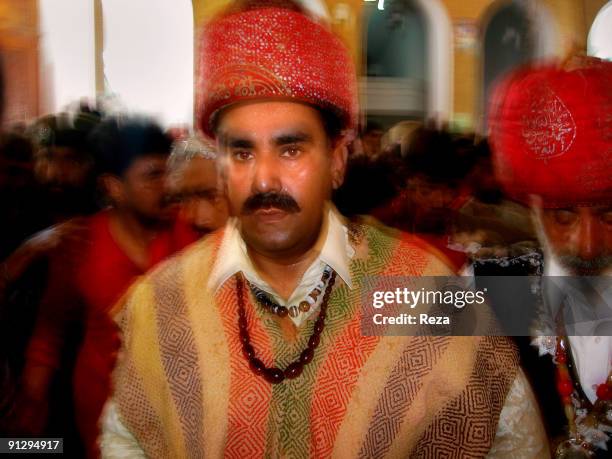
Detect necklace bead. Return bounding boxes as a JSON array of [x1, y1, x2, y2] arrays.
[[284, 361, 304, 379], [263, 367, 285, 384], [247, 267, 332, 318], [249, 357, 265, 375], [299, 347, 314, 364]]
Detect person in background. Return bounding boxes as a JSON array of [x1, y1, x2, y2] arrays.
[[0, 131, 38, 259], [166, 135, 229, 237], [1, 109, 103, 445], [30, 109, 102, 223], [360, 121, 384, 158], [369, 127, 474, 272], [489, 57, 612, 456], [452, 138, 538, 263], [1, 107, 104, 297], [13, 117, 189, 458], [380, 120, 422, 158]]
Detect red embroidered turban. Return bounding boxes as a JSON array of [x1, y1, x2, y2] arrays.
[[196, 7, 358, 138], [488, 59, 612, 208]]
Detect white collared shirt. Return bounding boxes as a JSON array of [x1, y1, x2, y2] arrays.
[[546, 257, 612, 403], [208, 204, 354, 327]]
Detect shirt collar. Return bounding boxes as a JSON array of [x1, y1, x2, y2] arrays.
[[207, 203, 354, 293]]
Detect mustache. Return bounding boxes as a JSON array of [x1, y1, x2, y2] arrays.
[[241, 192, 300, 215]]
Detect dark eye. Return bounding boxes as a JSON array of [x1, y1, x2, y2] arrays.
[[232, 150, 253, 162], [280, 146, 302, 158], [552, 209, 578, 225]]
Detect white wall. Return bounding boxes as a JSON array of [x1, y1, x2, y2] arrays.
[[39, 0, 96, 114], [101, 0, 194, 127]]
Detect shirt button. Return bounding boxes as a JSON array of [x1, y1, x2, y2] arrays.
[[595, 337, 601, 344]]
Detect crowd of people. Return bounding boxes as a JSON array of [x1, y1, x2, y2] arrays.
[[0, 108, 229, 456], [0, 2, 610, 458]]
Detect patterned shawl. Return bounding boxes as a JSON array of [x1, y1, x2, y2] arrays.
[[111, 221, 518, 458]]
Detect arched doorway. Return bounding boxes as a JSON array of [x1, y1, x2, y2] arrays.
[[588, 1, 612, 60], [361, 0, 451, 128], [481, 1, 534, 131], [478, 1, 558, 131]]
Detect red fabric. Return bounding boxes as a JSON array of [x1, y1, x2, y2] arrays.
[[412, 233, 467, 274], [196, 7, 358, 138], [488, 59, 612, 207], [26, 211, 196, 458]]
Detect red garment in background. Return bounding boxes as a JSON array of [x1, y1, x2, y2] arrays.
[[26, 210, 197, 458]]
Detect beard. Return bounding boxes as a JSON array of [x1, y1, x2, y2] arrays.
[[556, 254, 612, 276]]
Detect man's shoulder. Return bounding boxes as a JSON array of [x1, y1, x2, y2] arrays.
[[148, 229, 224, 287], [113, 229, 224, 321], [351, 217, 456, 276]]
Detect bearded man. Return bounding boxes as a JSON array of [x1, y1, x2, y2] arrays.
[[489, 57, 612, 456], [100, 5, 546, 458]]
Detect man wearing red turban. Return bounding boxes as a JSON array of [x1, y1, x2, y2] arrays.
[[489, 57, 612, 456], [100, 4, 546, 458]]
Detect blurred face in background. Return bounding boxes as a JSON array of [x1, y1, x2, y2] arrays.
[[361, 128, 383, 158], [167, 156, 229, 236], [33, 145, 96, 218], [539, 205, 612, 276], [34, 146, 93, 195], [0, 156, 34, 196], [105, 154, 174, 228], [407, 175, 458, 234]]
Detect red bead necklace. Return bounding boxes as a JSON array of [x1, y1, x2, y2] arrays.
[[235, 271, 336, 384]]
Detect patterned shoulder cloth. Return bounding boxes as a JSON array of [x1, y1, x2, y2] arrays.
[[101, 221, 535, 459]]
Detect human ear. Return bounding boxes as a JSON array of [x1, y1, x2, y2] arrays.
[[330, 135, 350, 190]]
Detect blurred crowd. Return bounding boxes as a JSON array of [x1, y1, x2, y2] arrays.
[[335, 119, 539, 274], [0, 104, 229, 455]]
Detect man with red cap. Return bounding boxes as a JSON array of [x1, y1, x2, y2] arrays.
[[489, 57, 612, 456], [100, 4, 547, 457]]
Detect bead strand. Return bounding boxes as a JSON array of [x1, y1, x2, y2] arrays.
[[236, 270, 336, 384]]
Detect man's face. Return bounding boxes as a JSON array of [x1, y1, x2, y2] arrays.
[[540, 206, 612, 275], [362, 129, 383, 158], [119, 154, 174, 227], [216, 101, 346, 259], [0, 158, 34, 194], [34, 146, 92, 194], [407, 175, 457, 234], [167, 156, 229, 236]]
